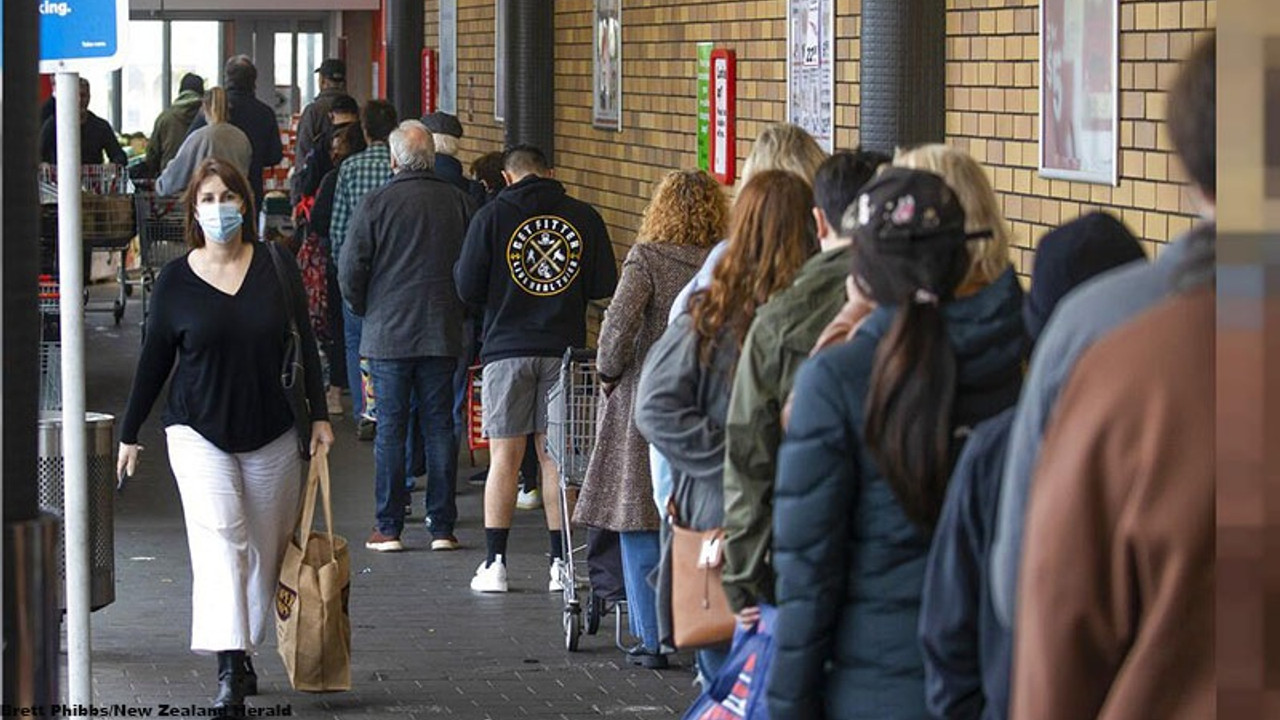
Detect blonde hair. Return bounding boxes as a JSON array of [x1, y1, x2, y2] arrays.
[[432, 132, 459, 158], [893, 144, 1011, 286], [203, 87, 230, 125], [740, 123, 828, 189], [637, 170, 728, 248]]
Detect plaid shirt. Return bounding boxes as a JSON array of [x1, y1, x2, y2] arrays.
[[330, 143, 393, 264]]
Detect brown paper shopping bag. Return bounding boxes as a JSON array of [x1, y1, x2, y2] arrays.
[[276, 452, 351, 691]]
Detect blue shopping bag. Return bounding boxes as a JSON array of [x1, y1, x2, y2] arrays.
[[681, 605, 777, 720]]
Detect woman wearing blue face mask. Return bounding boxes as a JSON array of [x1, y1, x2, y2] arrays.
[[118, 157, 335, 714]]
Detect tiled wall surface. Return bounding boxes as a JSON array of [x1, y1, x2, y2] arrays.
[[425, 0, 1213, 273]]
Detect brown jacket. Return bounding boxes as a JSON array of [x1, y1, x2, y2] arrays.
[[574, 242, 711, 532], [1012, 288, 1214, 720]]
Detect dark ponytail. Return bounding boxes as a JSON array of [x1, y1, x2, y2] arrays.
[[852, 234, 970, 532], [863, 300, 957, 530]]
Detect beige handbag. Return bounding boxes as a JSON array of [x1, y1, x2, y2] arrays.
[[275, 453, 351, 691], [669, 501, 736, 649]]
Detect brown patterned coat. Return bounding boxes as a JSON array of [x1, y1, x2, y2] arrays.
[[573, 242, 712, 532]]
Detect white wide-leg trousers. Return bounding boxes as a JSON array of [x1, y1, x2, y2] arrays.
[[165, 425, 303, 653]]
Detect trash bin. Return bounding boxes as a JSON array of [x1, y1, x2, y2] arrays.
[[36, 411, 116, 611]]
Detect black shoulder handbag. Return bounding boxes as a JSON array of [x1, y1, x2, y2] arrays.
[[266, 240, 314, 459]]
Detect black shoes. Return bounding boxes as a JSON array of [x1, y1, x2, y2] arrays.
[[625, 644, 670, 670], [213, 650, 248, 716], [242, 654, 258, 696]]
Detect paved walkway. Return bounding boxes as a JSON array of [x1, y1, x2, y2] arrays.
[[71, 284, 697, 719]]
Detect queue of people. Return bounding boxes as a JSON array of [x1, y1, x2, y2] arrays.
[[115, 34, 1214, 720]]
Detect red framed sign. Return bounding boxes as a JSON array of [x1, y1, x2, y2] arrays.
[[709, 49, 737, 186], [422, 48, 439, 115]]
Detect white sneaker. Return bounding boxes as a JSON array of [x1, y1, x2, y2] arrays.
[[471, 555, 508, 593], [548, 558, 567, 593], [516, 487, 543, 510]]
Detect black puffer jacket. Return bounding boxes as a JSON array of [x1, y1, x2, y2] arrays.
[[767, 269, 1025, 720], [454, 175, 617, 362]]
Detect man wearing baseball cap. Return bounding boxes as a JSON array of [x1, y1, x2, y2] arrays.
[[295, 58, 348, 177]]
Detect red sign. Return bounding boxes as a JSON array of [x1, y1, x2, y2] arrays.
[[709, 49, 737, 185], [422, 48, 439, 115]]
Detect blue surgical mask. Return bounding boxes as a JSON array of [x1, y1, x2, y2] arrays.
[[196, 202, 244, 244]]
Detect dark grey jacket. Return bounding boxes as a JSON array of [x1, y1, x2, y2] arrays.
[[634, 312, 740, 533], [339, 168, 476, 360]]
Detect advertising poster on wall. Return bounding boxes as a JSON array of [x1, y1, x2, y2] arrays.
[[787, 0, 834, 152], [697, 42, 713, 171], [1039, 0, 1118, 185], [439, 0, 458, 114], [593, 0, 622, 131]]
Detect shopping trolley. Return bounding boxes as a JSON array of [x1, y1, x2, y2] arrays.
[[38, 276, 61, 412], [546, 348, 629, 651], [38, 164, 136, 325], [133, 192, 190, 338]]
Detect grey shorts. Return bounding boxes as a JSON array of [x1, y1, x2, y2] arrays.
[[482, 356, 562, 438]]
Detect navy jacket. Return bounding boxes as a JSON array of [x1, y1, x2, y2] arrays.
[[767, 269, 1025, 720], [919, 409, 1016, 720], [454, 175, 617, 362], [188, 86, 283, 205]]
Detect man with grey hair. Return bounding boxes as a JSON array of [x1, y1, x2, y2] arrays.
[[340, 119, 477, 553]]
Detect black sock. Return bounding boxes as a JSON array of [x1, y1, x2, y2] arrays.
[[485, 528, 509, 565], [548, 530, 564, 562]]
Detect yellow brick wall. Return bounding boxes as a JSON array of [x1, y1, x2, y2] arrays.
[[427, 0, 1211, 273], [946, 0, 1215, 273]]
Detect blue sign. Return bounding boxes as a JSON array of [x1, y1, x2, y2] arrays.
[[39, 0, 127, 72]]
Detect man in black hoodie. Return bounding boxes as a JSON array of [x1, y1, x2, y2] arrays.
[[455, 145, 618, 593], [187, 55, 283, 206]]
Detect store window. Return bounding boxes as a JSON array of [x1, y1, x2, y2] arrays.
[[172, 22, 222, 96], [122, 20, 165, 134], [297, 33, 324, 108]]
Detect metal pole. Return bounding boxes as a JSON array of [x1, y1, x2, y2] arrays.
[[162, 21, 174, 109], [55, 70, 93, 708]]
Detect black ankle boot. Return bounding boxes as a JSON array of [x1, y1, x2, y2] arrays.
[[213, 650, 247, 714], [242, 655, 258, 696]]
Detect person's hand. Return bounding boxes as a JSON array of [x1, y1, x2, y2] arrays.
[[737, 605, 761, 629], [116, 443, 141, 490], [310, 421, 335, 457]]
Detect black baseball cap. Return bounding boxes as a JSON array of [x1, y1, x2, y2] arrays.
[[847, 167, 973, 247], [316, 58, 346, 82], [421, 111, 464, 138]]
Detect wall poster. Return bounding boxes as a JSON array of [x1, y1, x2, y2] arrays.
[[1039, 0, 1118, 185], [787, 0, 835, 153], [593, 0, 622, 131], [494, 0, 507, 122], [438, 0, 458, 114]]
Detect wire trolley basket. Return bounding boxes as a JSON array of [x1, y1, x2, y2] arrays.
[[545, 348, 612, 652], [37, 164, 137, 325], [38, 275, 62, 412], [133, 192, 190, 338]]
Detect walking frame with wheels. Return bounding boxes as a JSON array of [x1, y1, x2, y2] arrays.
[[546, 348, 629, 652]]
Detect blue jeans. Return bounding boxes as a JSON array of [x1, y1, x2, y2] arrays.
[[342, 304, 365, 421], [369, 357, 458, 537], [619, 530, 662, 652], [696, 646, 730, 686]]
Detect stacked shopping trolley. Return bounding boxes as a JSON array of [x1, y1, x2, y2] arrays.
[[38, 164, 137, 325]]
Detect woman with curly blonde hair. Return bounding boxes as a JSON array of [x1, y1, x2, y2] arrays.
[[635, 170, 817, 680], [575, 170, 728, 668]]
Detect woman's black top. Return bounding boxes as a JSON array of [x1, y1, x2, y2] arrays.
[[120, 243, 327, 452]]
